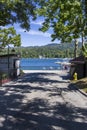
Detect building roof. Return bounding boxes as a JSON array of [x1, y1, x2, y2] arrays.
[[0, 54, 18, 58], [70, 55, 85, 64]]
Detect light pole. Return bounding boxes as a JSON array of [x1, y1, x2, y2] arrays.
[[7, 44, 10, 76]]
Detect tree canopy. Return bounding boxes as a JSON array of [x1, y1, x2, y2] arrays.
[[0, 27, 21, 47], [0, 0, 36, 30], [0, 0, 87, 47], [0, 0, 36, 47], [36, 0, 87, 43]]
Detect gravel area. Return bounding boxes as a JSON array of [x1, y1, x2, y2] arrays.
[[0, 70, 87, 130]]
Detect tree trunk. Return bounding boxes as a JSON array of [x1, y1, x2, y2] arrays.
[[74, 39, 78, 58]]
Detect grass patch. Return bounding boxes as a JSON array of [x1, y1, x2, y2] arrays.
[[71, 78, 87, 93]]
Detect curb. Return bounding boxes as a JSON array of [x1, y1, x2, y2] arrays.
[[72, 83, 87, 97]]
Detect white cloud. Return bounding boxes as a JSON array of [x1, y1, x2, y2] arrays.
[[0, 26, 8, 29], [27, 30, 51, 37], [18, 29, 51, 38], [31, 20, 44, 26]]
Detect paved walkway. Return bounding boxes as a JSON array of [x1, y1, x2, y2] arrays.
[[0, 70, 87, 130]]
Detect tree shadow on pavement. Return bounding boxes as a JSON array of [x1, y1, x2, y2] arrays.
[[17, 72, 69, 84], [0, 72, 87, 130]]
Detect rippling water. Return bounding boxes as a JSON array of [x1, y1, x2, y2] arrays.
[[20, 58, 70, 70]]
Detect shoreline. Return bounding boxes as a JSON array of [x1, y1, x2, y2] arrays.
[[23, 70, 69, 74]]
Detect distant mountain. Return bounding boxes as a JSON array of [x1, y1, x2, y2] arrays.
[[21, 41, 82, 49], [45, 43, 59, 46], [44, 41, 82, 49]]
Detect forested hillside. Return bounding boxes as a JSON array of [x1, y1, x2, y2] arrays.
[[0, 42, 82, 58], [19, 42, 82, 58]]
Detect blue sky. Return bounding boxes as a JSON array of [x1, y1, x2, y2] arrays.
[[13, 17, 60, 47]]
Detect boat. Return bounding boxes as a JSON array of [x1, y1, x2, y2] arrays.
[[55, 61, 71, 66]]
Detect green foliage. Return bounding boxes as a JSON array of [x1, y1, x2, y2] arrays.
[[0, 73, 8, 80], [0, 27, 21, 47], [0, 0, 36, 30], [20, 69, 25, 76], [36, 0, 87, 43], [0, 0, 87, 48], [82, 44, 87, 57]]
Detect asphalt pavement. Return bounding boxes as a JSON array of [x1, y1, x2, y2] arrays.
[[0, 70, 87, 130]]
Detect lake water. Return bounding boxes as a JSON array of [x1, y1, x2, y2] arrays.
[[20, 58, 70, 70]]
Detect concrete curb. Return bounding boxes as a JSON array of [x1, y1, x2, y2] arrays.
[[71, 83, 87, 97]]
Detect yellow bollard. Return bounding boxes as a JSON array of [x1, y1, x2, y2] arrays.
[[73, 72, 77, 81]]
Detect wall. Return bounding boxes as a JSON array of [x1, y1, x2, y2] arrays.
[[0, 55, 20, 77], [70, 63, 85, 79]]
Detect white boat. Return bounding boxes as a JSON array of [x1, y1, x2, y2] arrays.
[[55, 61, 71, 66]]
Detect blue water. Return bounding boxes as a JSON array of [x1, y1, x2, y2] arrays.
[[20, 58, 70, 70]]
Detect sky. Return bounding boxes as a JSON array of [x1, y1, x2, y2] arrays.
[[13, 17, 60, 47]]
